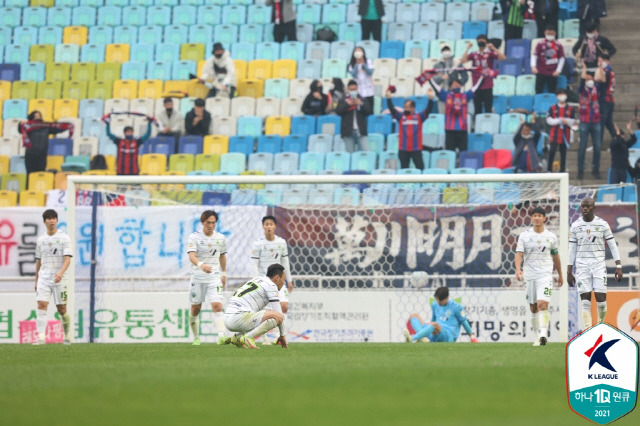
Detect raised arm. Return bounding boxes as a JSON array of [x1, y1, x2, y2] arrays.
[[105, 121, 117, 142], [139, 120, 152, 143]]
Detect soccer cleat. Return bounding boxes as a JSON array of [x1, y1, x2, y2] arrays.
[[539, 336, 547, 346], [217, 335, 231, 345], [532, 338, 541, 346], [32, 339, 45, 346], [403, 328, 412, 343], [230, 335, 245, 349], [192, 337, 201, 346], [243, 337, 259, 349]]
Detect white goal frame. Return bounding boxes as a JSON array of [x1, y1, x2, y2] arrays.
[[67, 172, 570, 341]]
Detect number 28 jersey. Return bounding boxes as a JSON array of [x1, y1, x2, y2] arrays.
[[226, 276, 279, 314]]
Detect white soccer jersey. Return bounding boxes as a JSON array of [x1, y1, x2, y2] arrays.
[[568, 216, 619, 268], [187, 230, 227, 283], [516, 228, 558, 279], [251, 235, 290, 280], [35, 230, 73, 279], [226, 276, 279, 314]]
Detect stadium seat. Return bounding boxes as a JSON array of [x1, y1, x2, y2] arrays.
[[203, 135, 229, 155], [254, 42, 279, 61], [296, 60, 321, 80], [72, 136, 98, 157], [474, 114, 501, 135], [483, 149, 513, 170], [265, 116, 291, 137], [36, 81, 62, 100], [168, 154, 195, 173], [280, 41, 305, 62], [122, 62, 146, 81], [163, 25, 188, 45], [430, 150, 456, 171], [177, 136, 203, 156], [19, 190, 46, 207], [30, 44, 55, 64], [367, 115, 393, 136], [515, 74, 536, 96], [307, 134, 333, 154], [228, 135, 254, 156], [105, 44, 130, 63], [350, 151, 377, 173], [213, 24, 238, 46], [46, 63, 70, 82], [498, 58, 524, 77], [0, 189, 17, 207], [272, 152, 298, 173], [305, 41, 330, 61], [61, 155, 90, 173], [458, 151, 485, 170], [194, 154, 220, 173], [463, 21, 488, 40], [98, 5, 121, 26], [467, 134, 493, 153], [96, 62, 121, 82], [254, 135, 280, 154], [493, 75, 516, 97], [500, 113, 526, 134], [28, 171, 55, 193], [28, 99, 53, 122], [380, 41, 405, 60], [387, 23, 412, 42], [147, 61, 172, 80], [88, 26, 113, 45], [282, 135, 306, 154], [492, 134, 515, 151], [299, 152, 325, 173], [533, 93, 557, 115], [291, 116, 316, 137], [316, 116, 341, 136], [508, 95, 534, 112], [13, 27, 38, 46], [237, 79, 264, 99], [80, 44, 105, 63], [140, 153, 167, 174], [247, 153, 273, 174], [220, 153, 246, 174], [72, 7, 96, 27], [272, 59, 296, 80], [3, 99, 27, 119], [438, 21, 462, 41], [113, 26, 138, 45], [324, 152, 350, 173], [248, 60, 273, 80]]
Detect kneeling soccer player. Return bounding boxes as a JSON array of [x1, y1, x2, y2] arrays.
[[404, 286, 478, 343], [223, 263, 289, 349]]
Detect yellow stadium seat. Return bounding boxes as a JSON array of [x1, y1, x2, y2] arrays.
[[105, 44, 130, 63], [113, 79, 138, 100], [28, 171, 54, 193], [83, 170, 116, 175], [140, 154, 167, 175], [0, 189, 17, 207], [19, 190, 46, 207], [197, 60, 207, 77], [28, 99, 54, 121], [442, 187, 469, 204], [0, 81, 11, 101], [54, 99, 79, 120], [239, 170, 265, 190], [2, 173, 27, 192], [164, 80, 189, 95], [11, 81, 37, 100], [160, 171, 186, 190], [104, 155, 116, 172], [30, 45, 55, 63], [46, 62, 71, 82], [180, 43, 205, 62], [0, 155, 9, 174], [139, 79, 163, 99], [194, 153, 220, 172], [265, 116, 291, 136], [187, 79, 209, 99], [87, 80, 113, 99], [31, 0, 55, 7], [169, 154, 195, 173], [248, 60, 272, 80], [236, 79, 264, 98], [272, 59, 297, 80], [54, 171, 79, 190], [70, 62, 96, 81], [62, 81, 88, 100], [202, 135, 229, 155], [96, 62, 121, 81], [234, 60, 247, 80], [36, 81, 62, 100], [46, 155, 65, 172], [63, 26, 88, 45]]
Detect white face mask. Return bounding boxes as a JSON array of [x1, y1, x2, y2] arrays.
[[353, 51, 363, 59], [349, 90, 358, 98], [600, 61, 608, 69], [545, 35, 555, 41], [586, 32, 595, 39], [557, 95, 567, 103], [442, 51, 452, 59], [585, 80, 595, 89]]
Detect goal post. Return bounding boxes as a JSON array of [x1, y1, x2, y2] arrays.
[[66, 172, 570, 343]]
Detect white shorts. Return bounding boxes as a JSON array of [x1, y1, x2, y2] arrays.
[[189, 279, 224, 305], [524, 276, 553, 304], [574, 265, 607, 294], [278, 285, 289, 303], [223, 311, 265, 333], [36, 278, 67, 305]]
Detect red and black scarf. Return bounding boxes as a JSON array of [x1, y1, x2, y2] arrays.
[[20, 120, 74, 149]]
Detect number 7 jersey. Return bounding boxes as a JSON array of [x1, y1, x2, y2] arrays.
[[226, 276, 280, 314]]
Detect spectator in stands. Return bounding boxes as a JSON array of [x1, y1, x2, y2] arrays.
[[359, 0, 384, 43], [531, 25, 565, 94], [500, 0, 526, 41], [157, 97, 184, 140], [534, 0, 559, 37], [90, 154, 107, 171], [610, 122, 637, 184], [595, 54, 615, 139], [301, 80, 329, 116], [385, 88, 435, 170], [104, 119, 152, 176], [185, 98, 211, 137], [328, 78, 345, 113], [198, 43, 236, 99], [572, 21, 616, 74], [348, 47, 375, 112], [336, 80, 372, 153], [427, 75, 484, 153], [433, 43, 468, 92], [578, 0, 607, 36], [19, 111, 74, 178], [546, 88, 576, 172], [627, 158, 640, 181], [267, 0, 297, 43], [513, 121, 542, 172], [461, 35, 505, 115], [578, 62, 603, 180]]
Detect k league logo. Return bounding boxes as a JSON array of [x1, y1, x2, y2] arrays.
[[566, 323, 639, 424]]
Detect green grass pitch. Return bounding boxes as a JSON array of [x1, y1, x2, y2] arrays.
[[1, 343, 638, 426]]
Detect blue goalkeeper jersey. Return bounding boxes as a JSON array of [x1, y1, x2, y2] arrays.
[[430, 300, 471, 341]]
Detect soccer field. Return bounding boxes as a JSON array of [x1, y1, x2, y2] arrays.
[[1, 343, 637, 426]]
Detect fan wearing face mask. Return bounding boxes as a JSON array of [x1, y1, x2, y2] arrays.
[[572, 21, 616, 74], [546, 89, 576, 173], [533, 0, 559, 38], [432, 44, 468, 92], [347, 47, 375, 112], [157, 97, 184, 141], [301, 80, 329, 116], [461, 35, 505, 115], [335, 80, 372, 153], [531, 25, 565, 94], [198, 43, 237, 99], [19, 111, 75, 177], [577, 0, 607, 37], [594, 54, 616, 139], [105, 118, 152, 176], [577, 60, 603, 180], [513, 121, 542, 172]]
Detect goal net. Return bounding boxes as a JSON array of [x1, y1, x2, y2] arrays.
[[66, 173, 571, 343]]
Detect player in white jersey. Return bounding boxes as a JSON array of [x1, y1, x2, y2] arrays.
[[223, 263, 289, 349], [187, 210, 228, 345], [250, 215, 293, 344], [33, 209, 73, 345], [515, 207, 564, 346], [567, 197, 622, 330]]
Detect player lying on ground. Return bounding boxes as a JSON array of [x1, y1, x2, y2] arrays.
[[223, 263, 289, 349], [404, 286, 478, 343], [33, 209, 73, 345], [515, 206, 564, 346]]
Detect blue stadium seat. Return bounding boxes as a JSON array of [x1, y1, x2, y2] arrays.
[[1, 7, 22, 28], [307, 134, 333, 154], [297, 59, 321, 79], [458, 151, 485, 170], [474, 114, 501, 135], [367, 115, 393, 136], [533, 93, 557, 115], [493, 75, 516, 97], [498, 58, 523, 77], [172, 60, 196, 80], [231, 42, 255, 62], [404, 40, 430, 60], [339, 23, 362, 42], [467, 134, 493, 152], [280, 41, 305, 61], [72, 6, 96, 26], [0, 64, 20, 82], [214, 25, 238, 46], [493, 95, 508, 115], [97, 6, 122, 26], [463, 21, 487, 40], [4, 45, 29, 65], [47, 7, 72, 27], [230, 189, 256, 205], [121, 62, 146, 80], [257, 135, 282, 154], [178, 135, 203, 155], [48, 138, 73, 157], [197, 5, 221, 25], [317, 115, 341, 136], [264, 79, 289, 99], [492, 134, 515, 151], [623, 185, 637, 202], [228, 135, 255, 156], [3, 99, 28, 120], [238, 24, 263, 44], [203, 191, 230, 206], [596, 186, 623, 203], [164, 25, 189, 45], [387, 187, 414, 205], [300, 152, 325, 172], [396, 3, 420, 23], [380, 41, 404, 60], [430, 150, 456, 171], [155, 43, 180, 63], [248, 153, 274, 174], [256, 42, 280, 61], [421, 2, 445, 22], [247, 4, 271, 25], [21, 62, 46, 82], [173, 5, 197, 26], [305, 41, 330, 61], [487, 20, 505, 39], [0, 27, 11, 46], [362, 187, 389, 205], [446, 2, 470, 22], [322, 4, 346, 24], [222, 5, 246, 25], [13, 27, 38, 46], [412, 23, 437, 41], [131, 43, 154, 62], [256, 189, 282, 206], [357, 40, 380, 60], [291, 116, 317, 137], [282, 135, 307, 154], [138, 26, 162, 45], [147, 61, 172, 80], [273, 152, 299, 172], [297, 4, 321, 25], [113, 26, 138, 45], [477, 167, 503, 175], [438, 21, 462, 40], [146, 137, 176, 157], [79, 99, 104, 120], [89, 26, 113, 45], [122, 6, 146, 26], [378, 151, 399, 170], [388, 23, 412, 42], [500, 113, 526, 134], [324, 152, 350, 173], [147, 6, 171, 26], [189, 25, 213, 45], [350, 151, 377, 173], [509, 95, 534, 112], [236, 117, 262, 138], [330, 41, 355, 62], [422, 114, 445, 135]]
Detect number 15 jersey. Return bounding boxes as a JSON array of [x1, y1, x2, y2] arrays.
[[226, 276, 279, 314]]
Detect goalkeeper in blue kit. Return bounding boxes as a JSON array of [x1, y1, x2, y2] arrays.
[[404, 286, 478, 343]]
